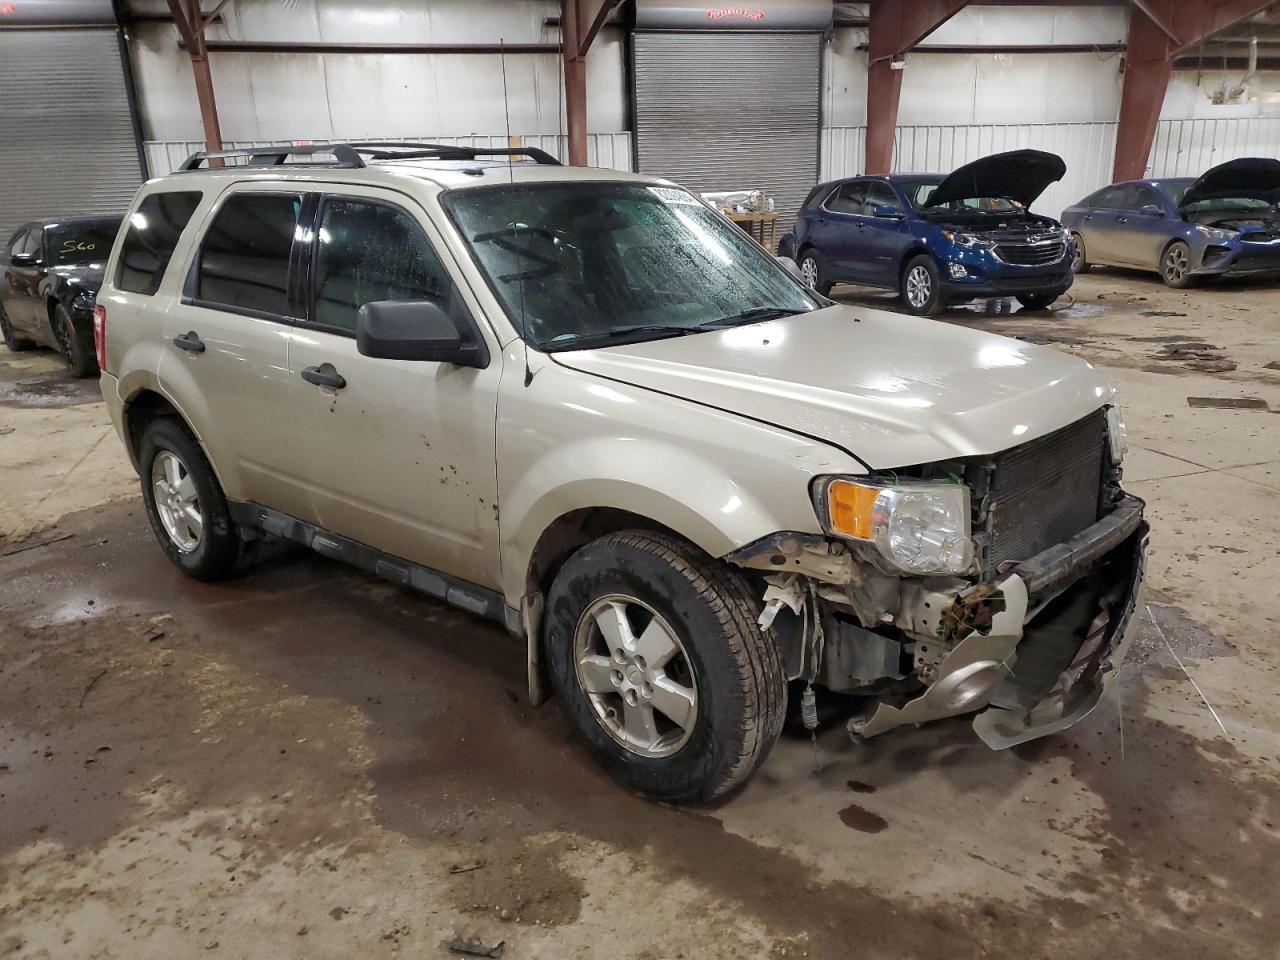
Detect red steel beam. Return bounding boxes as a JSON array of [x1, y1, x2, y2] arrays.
[[866, 0, 970, 174], [166, 0, 223, 154], [1114, 0, 1278, 182], [562, 0, 621, 167]]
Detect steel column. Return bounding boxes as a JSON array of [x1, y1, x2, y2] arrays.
[[166, 0, 222, 154], [562, 0, 621, 167], [866, 0, 969, 174]]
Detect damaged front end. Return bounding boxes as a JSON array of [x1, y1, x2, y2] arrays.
[[728, 409, 1148, 750]]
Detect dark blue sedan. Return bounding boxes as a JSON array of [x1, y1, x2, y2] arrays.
[[1062, 157, 1280, 288], [778, 150, 1075, 315]]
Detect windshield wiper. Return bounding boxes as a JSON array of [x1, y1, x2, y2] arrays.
[[542, 323, 712, 352], [704, 306, 808, 327]]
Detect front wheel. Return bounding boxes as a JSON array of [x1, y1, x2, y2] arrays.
[[901, 255, 943, 316], [545, 531, 786, 803], [1161, 241, 1197, 288], [51, 303, 98, 378], [1071, 233, 1090, 274], [1016, 293, 1059, 311], [798, 250, 832, 296]]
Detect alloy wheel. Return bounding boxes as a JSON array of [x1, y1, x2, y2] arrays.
[[151, 450, 203, 553], [573, 595, 698, 759], [1071, 238, 1085, 272], [51, 308, 73, 362], [800, 256, 819, 290], [1164, 244, 1189, 284], [905, 264, 932, 308]]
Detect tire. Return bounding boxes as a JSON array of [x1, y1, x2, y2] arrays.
[[138, 418, 243, 581], [1016, 293, 1059, 311], [1070, 233, 1090, 274], [545, 530, 786, 803], [50, 302, 98, 378], [0, 304, 36, 352], [900, 254, 943, 316], [798, 250, 832, 296], [1161, 240, 1197, 288]]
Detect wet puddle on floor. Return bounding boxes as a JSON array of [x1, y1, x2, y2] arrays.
[[0, 367, 101, 409], [838, 802, 888, 833]]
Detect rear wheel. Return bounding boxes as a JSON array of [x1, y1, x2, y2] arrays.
[[0, 305, 35, 351], [50, 302, 98, 378], [798, 250, 832, 296], [139, 418, 244, 581], [545, 530, 786, 803], [901, 255, 943, 316], [1161, 241, 1197, 288], [1016, 293, 1058, 311], [1070, 233, 1090, 274]]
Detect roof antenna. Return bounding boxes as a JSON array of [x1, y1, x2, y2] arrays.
[[500, 38, 535, 388]]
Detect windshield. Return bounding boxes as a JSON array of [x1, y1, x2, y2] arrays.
[[900, 181, 1022, 213], [1180, 196, 1275, 216], [444, 182, 818, 351], [48, 221, 120, 266]]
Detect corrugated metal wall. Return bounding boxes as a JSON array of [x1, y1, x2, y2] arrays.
[[0, 28, 143, 241], [633, 32, 822, 223], [143, 134, 633, 178], [821, 117, 1280, 218]]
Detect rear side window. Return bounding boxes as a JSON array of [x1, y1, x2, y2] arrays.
[[116, 191, 202, 295], [195, 193, 302, 317], [826, 182, 865, 215], [310, 198, 460, 334]]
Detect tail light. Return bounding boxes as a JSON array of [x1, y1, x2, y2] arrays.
[[93, 304, 107, 372]]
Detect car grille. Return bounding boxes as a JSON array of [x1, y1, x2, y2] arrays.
[[1241, 232, 1280, 243], [983, 410, 1106, 578], [993, 238, 1067, 266]]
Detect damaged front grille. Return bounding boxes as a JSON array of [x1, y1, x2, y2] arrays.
[[982, 410, 1106, 578], [1241, 231, 1280, 243], [993, 238, 1067, 266]]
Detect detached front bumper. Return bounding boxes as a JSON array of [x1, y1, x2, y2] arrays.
[[853, 495, 1148, 748]]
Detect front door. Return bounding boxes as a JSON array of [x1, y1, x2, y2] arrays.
[[851, 181, 908, 286], [813, 181, 867, 281], [2, 227, 44, 338], [287, 189, 501, 590]]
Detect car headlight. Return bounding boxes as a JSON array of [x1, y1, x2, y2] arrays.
[[942, 231, 994, 250], [1195, 225, 1238, 242], [1106, 404, 1128, 464], [815, 477, 973, 576]]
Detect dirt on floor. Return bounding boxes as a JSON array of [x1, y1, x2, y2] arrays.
[[1, 270, 1279, 959]]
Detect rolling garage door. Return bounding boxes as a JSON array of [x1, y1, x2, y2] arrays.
[[633, 31, 822, 232], [0, 28, 143, 242]]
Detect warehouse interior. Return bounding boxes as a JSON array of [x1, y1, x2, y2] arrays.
[[2, 1, 1279, 958]]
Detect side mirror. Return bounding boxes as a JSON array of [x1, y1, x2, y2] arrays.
[[872, 204, 902, 219], [775, 255, 804, 283], [356, 300, 488, 367], [1139, 204, 1163, 217], [10, 253, 37, 267]]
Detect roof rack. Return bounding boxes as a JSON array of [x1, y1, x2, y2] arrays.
[[176, 143, 365, 172], [348, 141, 562, 166]]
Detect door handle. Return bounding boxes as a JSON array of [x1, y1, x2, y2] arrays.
[[1117, 217, 1129, 224], [301, 363, 346, 390], [173, 331, 205, 353], [1083, 215, 1093, 222]]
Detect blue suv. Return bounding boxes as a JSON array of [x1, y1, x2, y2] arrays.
[[779, 150, 1075, 315]]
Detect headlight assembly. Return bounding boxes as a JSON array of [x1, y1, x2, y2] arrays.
[[942, 231, 994, 250], [1106, 404, 1128, 464], [1195, 225, 1239, 243], [815, 477, 973, 576]]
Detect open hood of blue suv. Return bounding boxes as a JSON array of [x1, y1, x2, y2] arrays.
[[1179, 157, 1280, 207], [923, 149, 1067, 208]]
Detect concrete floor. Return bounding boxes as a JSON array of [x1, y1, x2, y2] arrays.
[[1, 270, 1278, 959]]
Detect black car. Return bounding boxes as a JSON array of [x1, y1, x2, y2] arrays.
[[1, 216, 122, 377]]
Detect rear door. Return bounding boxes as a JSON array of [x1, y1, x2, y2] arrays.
[[1077, 186, 1126, 264], [287, 186, 501, 589], [813, 182, 866, 281], [163, 186, 312, 520]]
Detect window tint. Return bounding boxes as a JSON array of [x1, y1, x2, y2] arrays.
[[1088, 186, 1125, 209], [196, 193, 301, 316], [826, 182, 865, 215], [311, 198, 460, 334], [14, 227, 42, 260], [49, 220, 121, 266], [1128, 185, 1161, 210], [863, 182, 898, 212], [117, 192, 202, 295]]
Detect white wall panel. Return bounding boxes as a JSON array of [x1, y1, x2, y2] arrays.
[[1149, 118, 1280, 178], [143, 133, 633, 178]]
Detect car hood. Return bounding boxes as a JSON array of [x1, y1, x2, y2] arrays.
[[552, 305, 1115, 469], [1180, 157, 1280, 207], [924, 150, 1067, 208], [49, 262, 106, 292]]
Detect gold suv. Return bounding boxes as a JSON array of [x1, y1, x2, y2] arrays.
[[96, 144, 1146, 802]]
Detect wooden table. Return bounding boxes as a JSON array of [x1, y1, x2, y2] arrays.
[[724, 211, 781, 252]]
